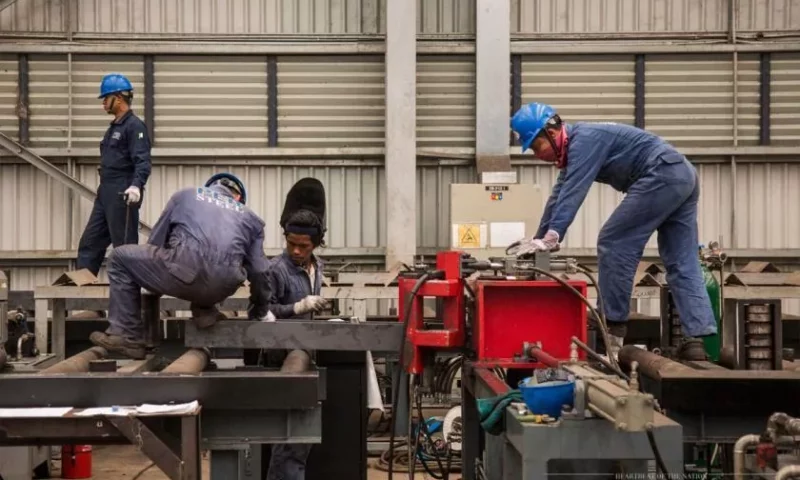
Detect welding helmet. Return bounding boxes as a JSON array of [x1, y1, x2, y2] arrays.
[[280, 177, 327, 245], [510, 102, 559, 153], [98, 73, 134, 99], [205, 172, 247, 205]]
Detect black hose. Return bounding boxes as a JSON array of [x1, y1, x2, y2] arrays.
[[647, 429, 671, 477], [415, 390, 449, 480], [389, 272, 434, 480], [525, 266, 619, 369]]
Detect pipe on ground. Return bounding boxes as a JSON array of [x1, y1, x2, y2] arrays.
[[41, 346, 108, 374], [776, 465, 800, 480], [768, 413, 800, 438], [162, 348, 210, 374], [618, 345, 694, 378], [734, 434, 799, 480], [280, 349, 311, 373]]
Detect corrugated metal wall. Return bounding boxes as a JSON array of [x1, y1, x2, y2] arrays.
[[0, 55, 17, 141], [3, 0, 799, 35], [772, 52, 800, 145]]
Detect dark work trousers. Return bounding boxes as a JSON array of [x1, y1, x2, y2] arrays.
[[105, 244, 245, 342], [77, 179, 141, 276]]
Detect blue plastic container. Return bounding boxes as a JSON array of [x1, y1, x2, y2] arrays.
[[518, 377, 576, 418]]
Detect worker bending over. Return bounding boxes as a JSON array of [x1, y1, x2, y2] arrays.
[[251, 177, 328, 480], [90, 173, 270, 359], [509, 102, 717, 361], [77, 73, 151, 276]]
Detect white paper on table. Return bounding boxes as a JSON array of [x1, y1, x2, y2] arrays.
[[0, 407, 73, 418], [137, 401, 200, 415], [73, 406, 136, 417], [489, 222, 526, 248]]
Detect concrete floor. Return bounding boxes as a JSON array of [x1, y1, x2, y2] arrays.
[[45, 445, 436, 479]]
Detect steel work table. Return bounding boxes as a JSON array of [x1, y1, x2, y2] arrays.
[[33, 284, 398, 359]]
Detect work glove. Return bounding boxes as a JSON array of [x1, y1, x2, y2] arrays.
[[507, 230, 560, 258], [124, 186, 141, 205], [260, 311, 277, 322], [293, 295, 328, 315]]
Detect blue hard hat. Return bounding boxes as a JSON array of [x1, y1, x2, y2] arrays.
[[98, 73, 134, 99], [510, 102, 558, 153], [205, 172, 247, 205]]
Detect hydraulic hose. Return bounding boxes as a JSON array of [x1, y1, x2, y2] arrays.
[[525, 266, 619, 370], [389, 271, 437, 480]]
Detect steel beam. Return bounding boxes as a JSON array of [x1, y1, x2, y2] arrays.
[[2, 145, 799, 159], [185, 320, 404, 352], [0, 132, 153, 235], [0, 370, 326, 409], [0, 0, 19, 13], [0, 38, 797, 55]]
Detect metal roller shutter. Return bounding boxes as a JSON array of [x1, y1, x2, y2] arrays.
[[154, 55, 268, 148], [645, 54, 734, 148], [416, 55, 475, 149], [276, 55, 385, 148], [772, 52, 800, 146], [71, 55, 145, 148], [736, 54, 762, 147], [28, 55, 69, 147], [520, 54, 636, 125], [0, 55, 18, 142]]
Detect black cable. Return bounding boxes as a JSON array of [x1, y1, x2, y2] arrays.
[[415, 391, 449, 480], [524, 266, 618, 369], [647, 429, 670, 477], [388, 271, 435, 480], [132, 462, 155, 480]]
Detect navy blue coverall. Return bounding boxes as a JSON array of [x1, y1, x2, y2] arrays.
[[104, 185, 270, 343], [537, 122, 717, 338], [262, 250, 324, 480], [77, 110, 152, 276]]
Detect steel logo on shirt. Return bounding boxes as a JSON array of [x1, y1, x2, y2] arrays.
[[195, 187, 244, 213]]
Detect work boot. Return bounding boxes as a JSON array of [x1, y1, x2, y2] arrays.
[[190, 306, 227, 329], [89, 332, 146, 360], [606, 322, 627, 362], [678, 337, 708, 361]]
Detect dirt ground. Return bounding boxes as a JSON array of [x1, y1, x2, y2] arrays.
[[45, 445, 436, 479]]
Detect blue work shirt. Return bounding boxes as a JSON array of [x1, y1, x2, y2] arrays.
[[264, 251, 324, 319], [536, 122, 685, 240], [99, 110, 152, 189], [147, 185, 270, 291]]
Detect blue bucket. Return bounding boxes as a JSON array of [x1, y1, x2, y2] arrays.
[[518, 377, 575, 418]]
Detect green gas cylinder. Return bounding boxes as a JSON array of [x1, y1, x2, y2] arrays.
[[701, 261, 722, 361]]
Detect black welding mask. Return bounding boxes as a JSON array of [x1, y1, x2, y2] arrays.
[[280, 177, 327, 246]]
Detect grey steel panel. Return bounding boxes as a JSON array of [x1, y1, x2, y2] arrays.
[[417, 55, 475, 149], [772, 52, 800, 146], [0, 370, 326, 409], [184, 320, 403, 352]]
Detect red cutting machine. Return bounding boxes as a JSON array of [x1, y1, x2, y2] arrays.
[[398, 250, 588, 375]]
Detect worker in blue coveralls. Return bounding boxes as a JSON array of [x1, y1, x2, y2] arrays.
[[76, 73, 152, 277], [508, 102, 717, 362], [89, 173, 271, 360], [250, 177, 328, 480]]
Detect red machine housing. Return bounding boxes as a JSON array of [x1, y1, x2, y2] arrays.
[[398, 250, 589, 374]]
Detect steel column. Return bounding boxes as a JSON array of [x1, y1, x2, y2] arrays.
[[759, 53, 771, 145], [267, 56, 278, 147], [384, 0, 416, 267], [509, 55, 522, 146]]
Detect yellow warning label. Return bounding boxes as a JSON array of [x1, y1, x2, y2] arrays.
[[457, 224, 481, 248]]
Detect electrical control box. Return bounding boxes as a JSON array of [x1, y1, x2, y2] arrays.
[[449, 183, 544, 260]]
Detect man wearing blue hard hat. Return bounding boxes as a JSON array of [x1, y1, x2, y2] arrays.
[[509, 102, 717, 362], [89, 173, 272, 359], [76, 73, 152, 277]]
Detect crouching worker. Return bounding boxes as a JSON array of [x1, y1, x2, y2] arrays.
[[90, 173, 270, 359], [249, 177, 327, 480]]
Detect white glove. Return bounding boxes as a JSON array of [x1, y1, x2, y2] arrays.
[[260, 311, 277, 322], [124, 186, 141, 204], [293, 295, 328, 315], [508, 230, 560, 257]]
